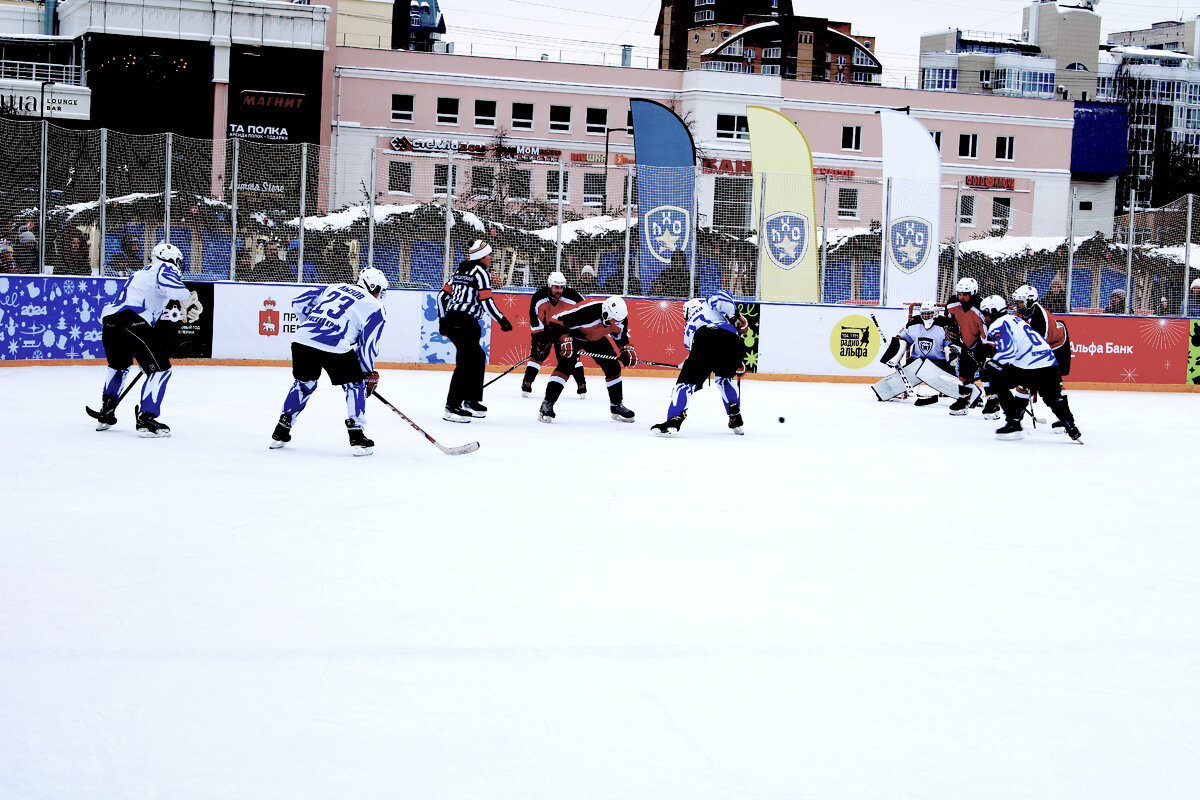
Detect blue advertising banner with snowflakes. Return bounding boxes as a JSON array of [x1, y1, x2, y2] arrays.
[[0, 276, 213, 361], [416, 291, 490, 364]]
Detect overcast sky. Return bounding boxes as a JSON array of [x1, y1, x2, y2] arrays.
[[435, 0, 1200, 87]]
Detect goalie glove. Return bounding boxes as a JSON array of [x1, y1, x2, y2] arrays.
[[557, 334, 574, 359], [364, 370, 380, 397], [619, 344, 637, 367], [183, 291, 203, 323]]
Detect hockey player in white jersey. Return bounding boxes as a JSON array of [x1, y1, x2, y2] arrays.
[[976, 295, 1081, 441], [89, 241, 201, 437], [269, 268, 388, 455], [650, 291, 748, 436], [873, 301, 961, 405]]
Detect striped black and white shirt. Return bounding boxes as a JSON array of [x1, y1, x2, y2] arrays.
[[437, 259, 505, 321]]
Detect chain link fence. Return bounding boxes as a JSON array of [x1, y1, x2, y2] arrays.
[[3, 118, 1199, 316]]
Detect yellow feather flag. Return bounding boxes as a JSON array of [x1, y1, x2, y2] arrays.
[[746, 105, 819, 302]]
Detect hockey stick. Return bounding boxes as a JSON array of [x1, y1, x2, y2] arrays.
[[85, 371, 144, 420], [869, 313, 916, 396], [482, 360, 526, 390], [373, 391, 480, 455], [583, 351, 680, 369]]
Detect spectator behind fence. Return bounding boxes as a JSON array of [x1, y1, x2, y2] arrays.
[[1188, 279, 1200, 317], [14, 230, 38, 274], [1104, 288, 1127, 314], [246, 240, 289, 282], [0, 239, 13, 272], [320, 240, 354, 284], [107, 232, 143, 276], [650, 249, 689, 298], [603, 269, 640, 297], [1042, 277, 1067, 314], [577, 264, 597, 294], [54, 225, 92, 276]]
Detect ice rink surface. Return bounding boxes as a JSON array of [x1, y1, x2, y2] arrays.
[[2, 364, 1198, 799]]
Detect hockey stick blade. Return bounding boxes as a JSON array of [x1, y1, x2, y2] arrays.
[[86, 371, 145, 419], [373, 391, 480, 456]]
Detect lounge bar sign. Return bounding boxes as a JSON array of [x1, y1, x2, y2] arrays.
[[964, 175, 1016, 190], [0, 81, 92, 120]]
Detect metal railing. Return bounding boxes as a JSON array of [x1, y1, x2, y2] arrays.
[[0, 61, 85, 86]]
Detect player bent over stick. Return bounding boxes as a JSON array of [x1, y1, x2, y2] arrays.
[[538, 295, 637, 423], [521, 270, 588, 398], [269, 268, 389, 456], [976, 295, 1081, 442], [651, 291, 748, 436], [90, 241, 203, 437], [873, 300, 961, 405]]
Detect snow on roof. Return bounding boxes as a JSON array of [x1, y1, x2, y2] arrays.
[[1110, 45, 1192, 61], [701, 21, 779, 56], [532, 215, 630, 244], [1146, 243, 1200, 269]]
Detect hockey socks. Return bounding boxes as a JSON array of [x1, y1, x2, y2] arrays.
[[666, 382, 695, 419], [138, 369, 172, 418], [281, 379, 318, 423], [714, 376, 740, 414], [344, 380, 368, 427], [102, 367, 128, 398]]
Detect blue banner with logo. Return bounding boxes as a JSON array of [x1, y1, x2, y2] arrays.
[[630, 99, 696, 293]]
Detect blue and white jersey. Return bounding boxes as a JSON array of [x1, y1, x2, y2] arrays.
[[101, 262, 192, 325], [292, 283, 387, 371], [682, 291, 739, 350], [985, 313, 1058, 370]]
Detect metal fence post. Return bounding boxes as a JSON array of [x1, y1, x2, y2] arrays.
[[99, 128, 107, 276], [298, 142, 307, 282], [622, 164, 633, 296], [952, 180, 962, 291], [38, 120, 47, 274], [164, 132, 172, 246], [230, 139, 239, 281], [1184, 193, 1193, 316], [367, 146, 377, 273], [1125, 183, 1135, 313], [755, 171, 767, 303], [554, 157, 565, 272], [1066, 188, 1076, 312], [688, 164, 698, 298], [820, 174, 829, 302], [442, 150, 454, 283], [881, 177, 892, 305]]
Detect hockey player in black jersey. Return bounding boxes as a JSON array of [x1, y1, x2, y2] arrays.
[[520, 271, 588, 398], [538, 295, 637, 423]]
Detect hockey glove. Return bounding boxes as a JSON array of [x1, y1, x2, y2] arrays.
[[619, 344, 637, 367], [160, 302, 185, 323], [735, 315, 750, 335], [364, 370, 380, 397], [498, 317, 514, 332], [183, 291, 204, 323], [557, 334, 574, 359], [735, 361, 747, 377]]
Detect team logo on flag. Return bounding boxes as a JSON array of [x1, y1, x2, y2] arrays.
[[644, 205, 691, 264], [259, 297, 279, 336], [763, 212, 810, 270], [888, 217, 932, 273]]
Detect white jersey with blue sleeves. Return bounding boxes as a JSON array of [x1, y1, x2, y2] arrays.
[[986, 313, 1058, 370], [292, 283, 387, 371], [682, 291, 739, 350], [102, 263, 192, 325]]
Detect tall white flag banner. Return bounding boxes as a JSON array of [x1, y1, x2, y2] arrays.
[[879, 110, 941, 307]]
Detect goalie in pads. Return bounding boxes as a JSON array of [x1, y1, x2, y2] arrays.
[[873, 301, 960, 404]]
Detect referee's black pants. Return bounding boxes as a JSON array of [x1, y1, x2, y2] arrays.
[[441, 310, 485, 409]]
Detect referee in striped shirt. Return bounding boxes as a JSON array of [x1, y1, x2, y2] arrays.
[[437, 239, 513, 422]]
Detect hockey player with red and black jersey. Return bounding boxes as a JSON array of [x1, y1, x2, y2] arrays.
[[944, 276, 998, 416], [538, 295, 636, 423], [520, 271, 588, 399]]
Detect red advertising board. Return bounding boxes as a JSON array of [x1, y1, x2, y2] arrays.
[[1062, 314, 1190, 386]]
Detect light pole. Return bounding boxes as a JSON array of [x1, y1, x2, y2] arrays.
[[39, 79, 56, 120], [603, 126, 632, 214]]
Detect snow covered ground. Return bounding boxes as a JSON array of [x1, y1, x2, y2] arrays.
[[2, 365, 1198, 799]]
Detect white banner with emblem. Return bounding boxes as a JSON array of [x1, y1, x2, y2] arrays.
[[879, 110, 940, 307]]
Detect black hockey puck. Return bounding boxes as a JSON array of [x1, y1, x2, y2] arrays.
[[778, 416, 785, 423]]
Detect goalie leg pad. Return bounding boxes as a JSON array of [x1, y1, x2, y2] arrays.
[[914, 359, 961, 397], [871, 371, 909, 402]]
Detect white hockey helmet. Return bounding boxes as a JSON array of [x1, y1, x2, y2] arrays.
[[357, 267, 389, 297], [682, 298, 703, 320], [955, 276, 980, 296], [918, 300, 938, 329], [1013, 284, 1038, 308], [600, 295, 628, 325], [150, 241, 183, 269], [547, 270, 567, 288], [980, 294, 1008, 318]]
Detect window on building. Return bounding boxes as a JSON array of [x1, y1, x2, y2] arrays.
[[586, 107, 608, 135], [835, 72, 846, 82], [995, 135, 1014, 160], [714, 176, 753, 233], [474, 100, 497, 128], [696, 0, 714, 4], [547, 170, 570, 201], [387, 161, 412, 194], [762, 65, 781, 75], [838, 187, 859, 219], [764, 46, 782, 58], [391, 94, 414, 123], [854, 49, 873, 66], [931, 130, 942, 151], [922, 68, 958, 91], [979, 69, 992, 84], [958, 194, 975, 226], [991, 197, 1011, 231], [512, 102, 534, 130], [583, 173, 605, 206], [549, 105, 571, 133], [717, 113, 749, 140], [436, 97, 459, 125], [745, 48, 756, 59], [507, 168, 532, 201], [797, 33, 812, 45], [695, 9, 714, 21], [434, 163, 458, 196], [959, 133, 978, 159], [1079, 200, 1093, 211], [841, 125, 862, 151], [470, 165, 494, 199]]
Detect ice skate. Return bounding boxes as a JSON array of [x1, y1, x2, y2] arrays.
[[538, 399, 556, 423], [520, 379, 533, 398], [345, 419, 374, 456], [135, 409, 171, 438], [269, 413, 292, 449], [1062, 421, 1083, 442], [650, 413, 686, 437], [443, 404, 473, 423], [727, 402, 744, 435], [995, 419, 1024, 440], [577, 383, 587, 398], [982, 395, 1002, 420], [464, 400, 487, 418], [609, 402, 636, 422], [93, 395, 118, 431]]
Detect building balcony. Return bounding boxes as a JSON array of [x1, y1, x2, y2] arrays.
[[0, 60, 84, 86]]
